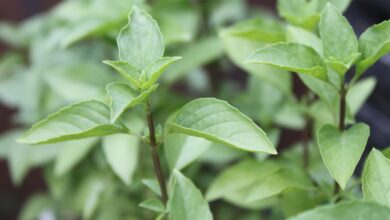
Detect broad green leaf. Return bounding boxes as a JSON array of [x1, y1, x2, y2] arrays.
[[362, 148, 390, 207], [318, 123, 370, 189], [103, 134, 139, 185], [143, 56, 181, 87], [117, 7, 164, 70], [246, 168, 313, 203], [103, 60, 140, 87], [357, 20, 390, 75], [319, 4, 359, 75], [347, 77, 376, 115], [106, 82, 158, 122], [140, 199, 166, 213], [167, 98, 276, 154], [206, 160, 281, 201], [288, 201, 390, 220], [54, 138, 98, 177], [246, 43, 327, 80], [142, 179, 162, 196], [168, 170, 213, 220], [164, 134, 211, 170], [18, 100, 128, 144]]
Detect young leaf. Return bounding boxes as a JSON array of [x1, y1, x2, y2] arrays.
[[246, 43, 327, 80], [143, 56, 181, 88], [164, 134, 211, 170], [288, 201, 390, 220], [139, 199, 166, 213], [102, 134, 139, 185], [54, 138, 98, 177], [318, 123, 370, 189], [117, 7, 164, 71], [362, 148, 390, 207], [286, 25, 322, 54], [357, 20, 390, 75], [18, 100, 128, 144], [103, 60, 140, 87], [319, 3, 359, 75], [106, 82, 158, 122], [206, 160, 281, 201], [166, 98, 276, 154], [168, 170, 213, 220]]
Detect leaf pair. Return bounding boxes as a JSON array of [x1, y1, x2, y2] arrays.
[[104, 7, 181, 90], [248, 3, 390, 81]]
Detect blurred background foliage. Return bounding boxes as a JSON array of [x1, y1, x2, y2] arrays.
[[0, 0, 389, 219]]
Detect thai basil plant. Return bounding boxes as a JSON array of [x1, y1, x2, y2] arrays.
[[0, 0, 390, 219]]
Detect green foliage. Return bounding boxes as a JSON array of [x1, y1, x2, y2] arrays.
[[362, 149, 390, 207], [318, 123, 370, 189], [166, 98, 276, 154], [1, 0, 389, 219]]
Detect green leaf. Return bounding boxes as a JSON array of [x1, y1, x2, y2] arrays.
[[143, 56, 181, 87], [206, 160, 281, 201], [19, 194, 53, 220], [103, 60, 140, 87], [54, 138, 98, 177], [117, 7, 164, 71], [317, 123, 370, 189], [167, 98, 276, 154], [220, 17, 285, 43], [246, 168, 313, 203], [246, 43, 327, 80], [347, 77, 376, 115], [357, 20, 390, 75], [102, 134, 139, 185], [319, 3, 359, 75], [288, 201, 390, 220], [168, 170, 213, 220], [18, 100, 128, 144], [277, 0, 321, 30], [106, 82, 158, 122], [82, 176, 105, 220], [140, 199, 166, 213], [164, 134, 211, 170], [362, 148, 390, 207]]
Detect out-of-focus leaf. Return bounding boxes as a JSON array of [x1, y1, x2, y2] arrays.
[[357, 20, 390, 76], [362, 148, 390, 207], [288, 201, 390, 220], [168, 170, 213, 220], [139, 199, 166, 213], [347, 77, 376, 115], [54, 138, 98, 177], [102, 134, 139, 185], [164, 134, 211, 170]]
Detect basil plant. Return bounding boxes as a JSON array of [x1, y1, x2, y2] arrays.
[[0, 0, 390, 219]]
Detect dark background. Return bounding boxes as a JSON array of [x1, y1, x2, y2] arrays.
[[0, 0, 389, 219]]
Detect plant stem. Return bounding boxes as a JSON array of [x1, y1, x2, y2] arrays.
[[334, 82, 347, 198], [146, 100, 168, 204]]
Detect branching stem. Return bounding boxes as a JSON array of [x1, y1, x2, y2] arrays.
[[146, 100, 168, 204]]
